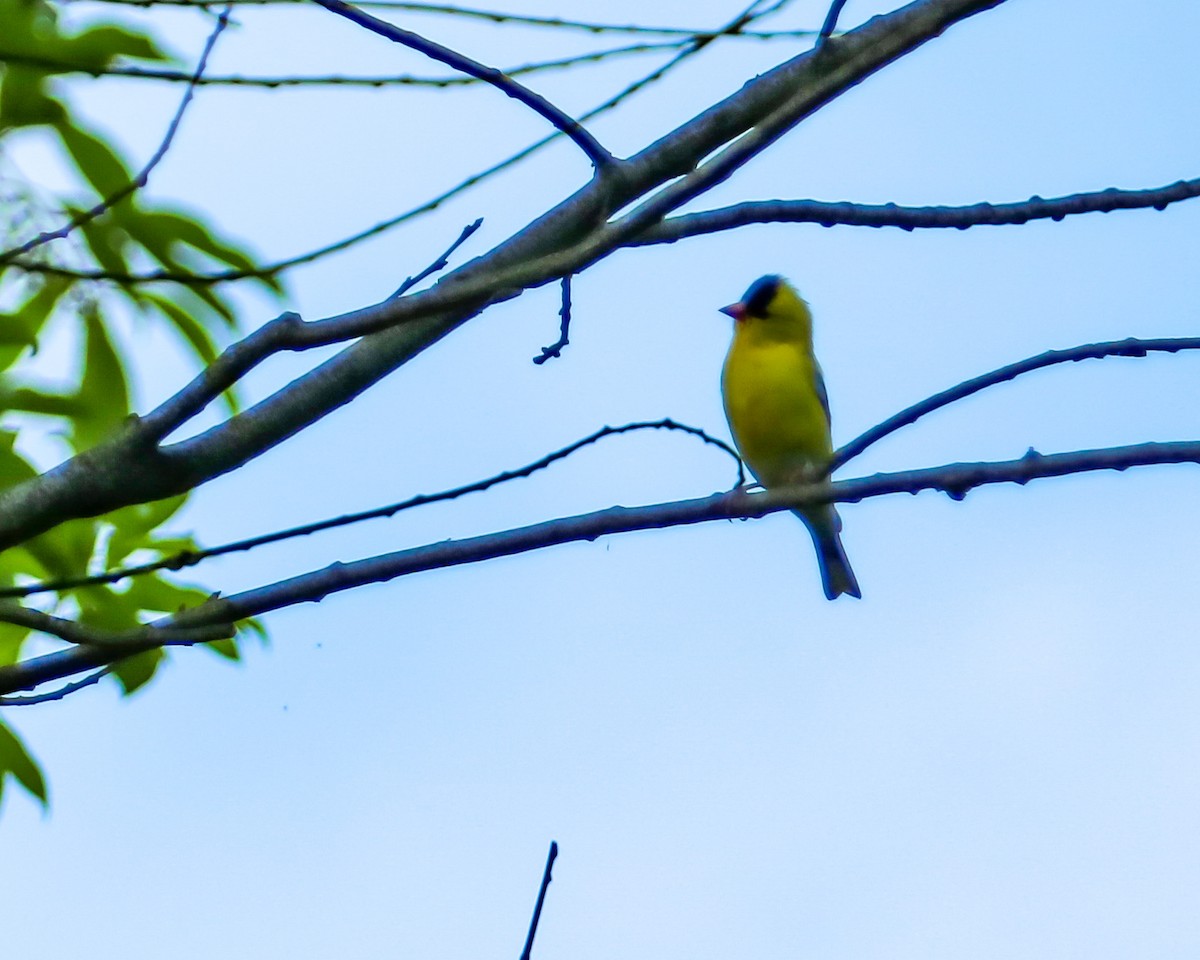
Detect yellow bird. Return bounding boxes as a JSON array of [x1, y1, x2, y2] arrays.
[[720, 275, 861, 600]]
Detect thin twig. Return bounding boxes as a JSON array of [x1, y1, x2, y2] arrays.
[[0, 34, 823, 88], [532, 276, 571, 364], [833, 337, 1200, 470], [818, 0, 850, 43], [0, 419, 744, 600], [0, 602, 235, 647], [520, 842, 559, 960], [0, 5, 232, 264], [311, 0, 616, 170], [632, 179, 1200, 244], [77, 0, 817, 36], [390, 218, 483, 298], [0, 668, 111, 706]]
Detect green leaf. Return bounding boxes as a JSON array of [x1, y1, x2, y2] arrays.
[[75, 214, 132, 277], [0, 275, 71, 371], [0, 383, 86, 418], [238, 617, 269, 647], [0, 429, 37, 489], [0, 719, 48, 809], [54, 121, 134, 198], [205, 636, 240, 661], [104, 494, 190, 565], [141, 294, 239, 414], [64, 24, 170, 71], [0, 621, 30, 666], [120, 573, 209, 616], [110, 647, 164, 695], [71, 304, 130, 451], [129, 210, 260, 279], [25, 517, 101, 581], [0, 67, 66, 131]]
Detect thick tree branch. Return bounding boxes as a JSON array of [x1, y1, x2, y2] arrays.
[[0, 0, 1008, 552], [311, 0, 617, 170], [1, 437, 1195, 696], [632, 179, 1200, 244]]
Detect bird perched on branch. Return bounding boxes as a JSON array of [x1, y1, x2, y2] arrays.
[[719, 275, 861, 600]]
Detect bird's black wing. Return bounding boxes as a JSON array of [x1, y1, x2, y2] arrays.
[[814, 362, 831, 428]]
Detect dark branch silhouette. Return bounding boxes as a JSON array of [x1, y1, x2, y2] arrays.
[[533, 276, 572, 364], [818, 0, 850, 43], [833, 336, 1200, 469], [634, 178, 1200, 245], [0, 33, 822, 89], [81, 0, 811, 36], [390, 218, 483, 298], [2, 435, 1196, 698], [0, 602, 234, 648], [0, 419, 742, 600], [519, 842, 559, 960], [0, 669, 112, 707], [312, 0, 616, 170]]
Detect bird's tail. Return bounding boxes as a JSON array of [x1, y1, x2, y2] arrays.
[[798, 507, 861, 601]]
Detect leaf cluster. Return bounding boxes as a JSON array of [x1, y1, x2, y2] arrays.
[[0, 0, 280, 808]]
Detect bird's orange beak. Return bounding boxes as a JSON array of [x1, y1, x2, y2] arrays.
[[719, 301, 745, 321]]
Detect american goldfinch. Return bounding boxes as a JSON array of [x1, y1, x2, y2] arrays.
[[720, 275, 861, 600]]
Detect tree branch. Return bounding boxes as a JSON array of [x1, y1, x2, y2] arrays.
[[520, 841, 559, 960], [532, 276, 572, 364], [311, 0, 616, 170], [632, 178, 1200, 244], [77, 0, 810, 36], [2, 436, 1196, 697], [0, 668, 111, 707], [0, 418, 742, 599], [834, 336, 1200, 469], [0, 603, 235, 648], [818, 0, 850, 43]]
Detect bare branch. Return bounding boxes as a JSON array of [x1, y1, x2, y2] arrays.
[[532, 276, 571, 364], [390, 218, 483, 298], [0, 418, 743, 600], [520, 842, 559, 960], [311, 0, 616, 170], [0, 5, 232, 264], [0, 668, 111, 707], [632, 179, 1200, 244], [0, 35, 823, 89], [818, 0, 850, 43], [834, 336, 1200, 469], [0, 603, 235, 648], [79, 0, 814, 37], [2, 436, 1196, 696]]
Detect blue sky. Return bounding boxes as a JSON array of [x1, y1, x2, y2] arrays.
[[4, 1, 1200, 958]]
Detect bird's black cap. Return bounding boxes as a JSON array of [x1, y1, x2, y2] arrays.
[[741, 275, 782, 318]]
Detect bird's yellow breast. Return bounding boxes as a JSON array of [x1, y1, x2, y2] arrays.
[[721, 329, 832, 489]]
